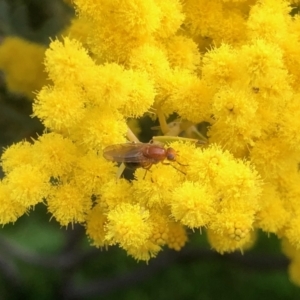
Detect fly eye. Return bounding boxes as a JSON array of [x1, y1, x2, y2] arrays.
[[167, 153, 174, 160], [166, 148, 176, 161]]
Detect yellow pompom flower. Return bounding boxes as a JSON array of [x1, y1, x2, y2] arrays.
[[133, 163, 183, 208], [33, 133, 80, 178], [4, 165, 50, 207], [282, 238, 299, 260], [154, 0, 184, 39], [185, 144, 262, 205], [118, 69, 156, 118], [284, 215, 300, 250], [0, 37, 47, 98], [1, 141, 34, 174], [240, 39, 292, 101], [183, 0, 223, 37], [279, 96, 300, 152], [163, 36, 201, 72], [170, 181, 215, 229], [105, 203, 152, 249], [100, 179, 133, 209], [167, 70, 214, 123], [250, 137, 299, 180], [256, 184, 289, 234], [207, 228, 256, 254], [73, 152, 117, 196], [85, 203, 108, 248], [72, 108, 127, 151], [247, 0, 291, 42], [148, 212, 170, 246], [282, 240, 300, 287], [209, 210, 254, 243], [166, 221, 188, 251], [129, 44, 170, 78], [126, 240, 161, 262], [62, 17, 92, 50], [74, 0, 162, 62], [33, 84, 86, 132], [0, 181, 27, 225], [208, 86, 261, 153], [47, 182, 92, 226], [202, 43, 247, 88], [44, 37, 95, 85], [288, 258, 300, 287]]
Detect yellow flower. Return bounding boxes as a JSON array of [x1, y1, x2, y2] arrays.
[[256, 184, 289, 234], [33, 133, 80, 178], [207, 228, 256, 254], [288, 258, 300, 287], [4, 165, 49, 207], [1, 141, 34, 174], [166, 221, 188, 251], [105, 203, 152, 249], [133, 163, 183, 208], [73, 152, 117, 196], [72, 107, 127, 151], [47, 182, 92, 226], [85, 203, 108, 248], [0, 37, 47, 98], [33, 84, 86, 132], [126, 241, 161, 262], [208, 86, 261, 153], [0, 181, 27, 225], [74, 0, 162, 62], [170, 181, 215, 229], [247, 0, 291, 42], [163, 36, 201, 72], [202, 43, 247, 88], [100, 179, 133, 209], [44, 37, 95, 85], [154, 0, 184, 38], [284, 215, 300, 250]]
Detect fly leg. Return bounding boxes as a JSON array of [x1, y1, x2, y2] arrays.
[[161, 162, 186, 175]]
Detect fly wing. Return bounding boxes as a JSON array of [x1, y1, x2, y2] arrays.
[[103, 143, 149, 163]]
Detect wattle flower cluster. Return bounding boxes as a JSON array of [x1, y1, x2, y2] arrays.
[[1, 0, 300, 284]]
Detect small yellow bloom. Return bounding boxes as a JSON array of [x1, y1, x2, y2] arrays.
[[100, 179, 133, 209], [207, 228, 256, 254], [47, 182, 92, 226], [34, 133, 80, 178], [284, 215, 300, 250], [202, 43, 246, 87], [45, 37, 94, 84], [0, 181, 27, 225], [73, 152, 117, 196], [126, 241, 161, 262], [170, 181, 215, 229], [33, 84, 86, 132], [0, 37, 47, 98], [155, 0, 184, 38], [1, 141, 34, 174], [85, 203, 108, 248], [166, 221, 188, 251], [163, 36, 201, 71], [256, 184, 289, 234], [72, 108, 127, 151], [4, 165, 49, 207], [105, 203, 152, 249], [288, 258, 300, 287], [148, 212, 170, 246]]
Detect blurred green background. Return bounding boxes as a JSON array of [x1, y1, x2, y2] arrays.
[[0, 0, 299, 299]]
